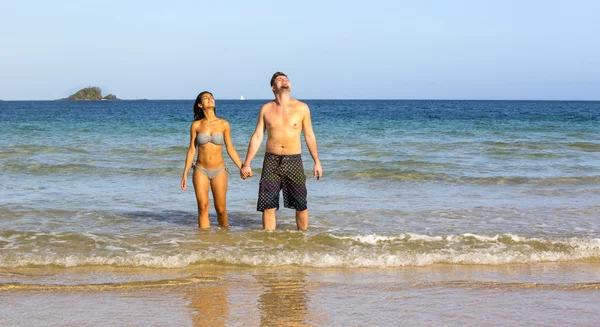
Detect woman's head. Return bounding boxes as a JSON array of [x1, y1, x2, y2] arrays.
[[193, 91, 215, 121]]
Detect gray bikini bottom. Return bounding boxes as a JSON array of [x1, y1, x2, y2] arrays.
[[192, 164, 227, 180]]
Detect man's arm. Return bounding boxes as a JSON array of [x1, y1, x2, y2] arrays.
[[241, 105, 267, 177], [302, 104, 322, 180]]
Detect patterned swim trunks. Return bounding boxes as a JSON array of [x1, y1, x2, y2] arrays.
[[257, 152, 307, 212]]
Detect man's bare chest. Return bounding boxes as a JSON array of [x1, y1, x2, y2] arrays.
[[265, 112, 302, 131]]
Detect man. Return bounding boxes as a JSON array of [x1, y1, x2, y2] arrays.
[[241, 72, 322, 230]]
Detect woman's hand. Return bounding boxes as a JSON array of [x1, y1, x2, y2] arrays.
[[240, 165, 253, 179], [180, 177, 188, 190]]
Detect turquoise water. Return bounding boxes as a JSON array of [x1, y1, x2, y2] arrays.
[[1, 100, 599, 274]]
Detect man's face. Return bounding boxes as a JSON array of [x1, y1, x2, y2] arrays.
[[272, 75, 291, 93]]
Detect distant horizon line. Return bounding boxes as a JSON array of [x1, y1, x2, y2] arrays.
[[1, 98, 600, 102]]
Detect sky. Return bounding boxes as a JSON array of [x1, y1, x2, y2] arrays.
[[1, 0, 599, 100]]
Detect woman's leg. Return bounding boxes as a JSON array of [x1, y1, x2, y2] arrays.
[[210, 169, 229, 227], [193, 168, 211, 228]]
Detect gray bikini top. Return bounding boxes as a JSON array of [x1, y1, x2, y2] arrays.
[[196, 133, 224, 146]]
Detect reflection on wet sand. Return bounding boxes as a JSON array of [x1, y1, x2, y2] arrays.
[[257, 271, 310, 326], [186, 277, 230, 327], [183, 269, 322, 326]]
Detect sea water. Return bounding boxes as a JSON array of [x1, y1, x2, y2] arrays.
[[1, 100, 599, 325]]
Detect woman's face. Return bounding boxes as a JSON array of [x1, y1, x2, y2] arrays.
[[200, 93, 215, 109]]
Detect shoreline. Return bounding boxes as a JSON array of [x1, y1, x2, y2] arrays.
[[2, 263, 600, 326], [2, 261, 600, 289]]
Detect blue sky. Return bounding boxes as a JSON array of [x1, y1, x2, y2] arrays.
[[1, 0, 599, 100]]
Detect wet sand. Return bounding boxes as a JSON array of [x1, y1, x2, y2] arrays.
[[2, 263, 600, 326]]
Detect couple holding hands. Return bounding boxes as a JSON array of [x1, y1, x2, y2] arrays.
[[180, 72, 322, 230]]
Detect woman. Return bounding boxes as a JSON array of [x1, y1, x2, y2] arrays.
[[181, 91, 244, 228]]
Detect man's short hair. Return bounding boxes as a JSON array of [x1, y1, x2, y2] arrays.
[[270, 72, 287, 87]]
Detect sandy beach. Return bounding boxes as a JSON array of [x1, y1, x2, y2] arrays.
[[3, 263, 600, 326]]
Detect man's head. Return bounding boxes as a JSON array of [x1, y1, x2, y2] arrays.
[[270, 72, 291, 94]]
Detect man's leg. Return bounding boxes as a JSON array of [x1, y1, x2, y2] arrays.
[[295, 209, 308, 231], [281, 154, 307, 230], [263, 208, 277, 230], [258, 153, 281, 230]]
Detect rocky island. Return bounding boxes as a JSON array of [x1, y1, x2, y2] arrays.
[[60, 87, 120, 101]]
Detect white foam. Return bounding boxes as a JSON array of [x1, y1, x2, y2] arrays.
[[330, 234, 407, 244], [1, 241, 599, 269], [1, 232, 599, 269]]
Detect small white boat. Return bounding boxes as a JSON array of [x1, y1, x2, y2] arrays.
[[240, 95, 245, 100]]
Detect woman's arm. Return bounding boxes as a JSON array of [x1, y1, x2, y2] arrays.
[[223, 120, 243, 170], [180, 122, 198, 190]]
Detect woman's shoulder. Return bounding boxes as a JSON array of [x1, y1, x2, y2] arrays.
[[200, 118, 228, 133], [216, 118, 230, 128]]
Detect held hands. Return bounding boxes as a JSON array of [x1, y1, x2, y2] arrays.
[[314, 162, 323, 180], [240, 165, 253, 180]]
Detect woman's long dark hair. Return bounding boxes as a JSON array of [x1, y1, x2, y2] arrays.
[[193, 91, 215, 121]]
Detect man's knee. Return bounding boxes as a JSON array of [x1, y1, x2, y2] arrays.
[[263, 208, 276, 215]]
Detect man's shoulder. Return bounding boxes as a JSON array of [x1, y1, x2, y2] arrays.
[[260, 100, 277, 111], [291, 98, 309, 111], [291, 98, 306, 104], [260, 99, 308, 113]]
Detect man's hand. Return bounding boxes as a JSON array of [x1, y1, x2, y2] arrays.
[[314, 162, 322, 180]]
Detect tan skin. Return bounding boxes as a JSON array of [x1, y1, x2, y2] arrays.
[[241, 75, 322, 230], [181, 93, 243, 228]]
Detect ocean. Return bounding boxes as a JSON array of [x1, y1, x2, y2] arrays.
[[1, 99, 599, 326]]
